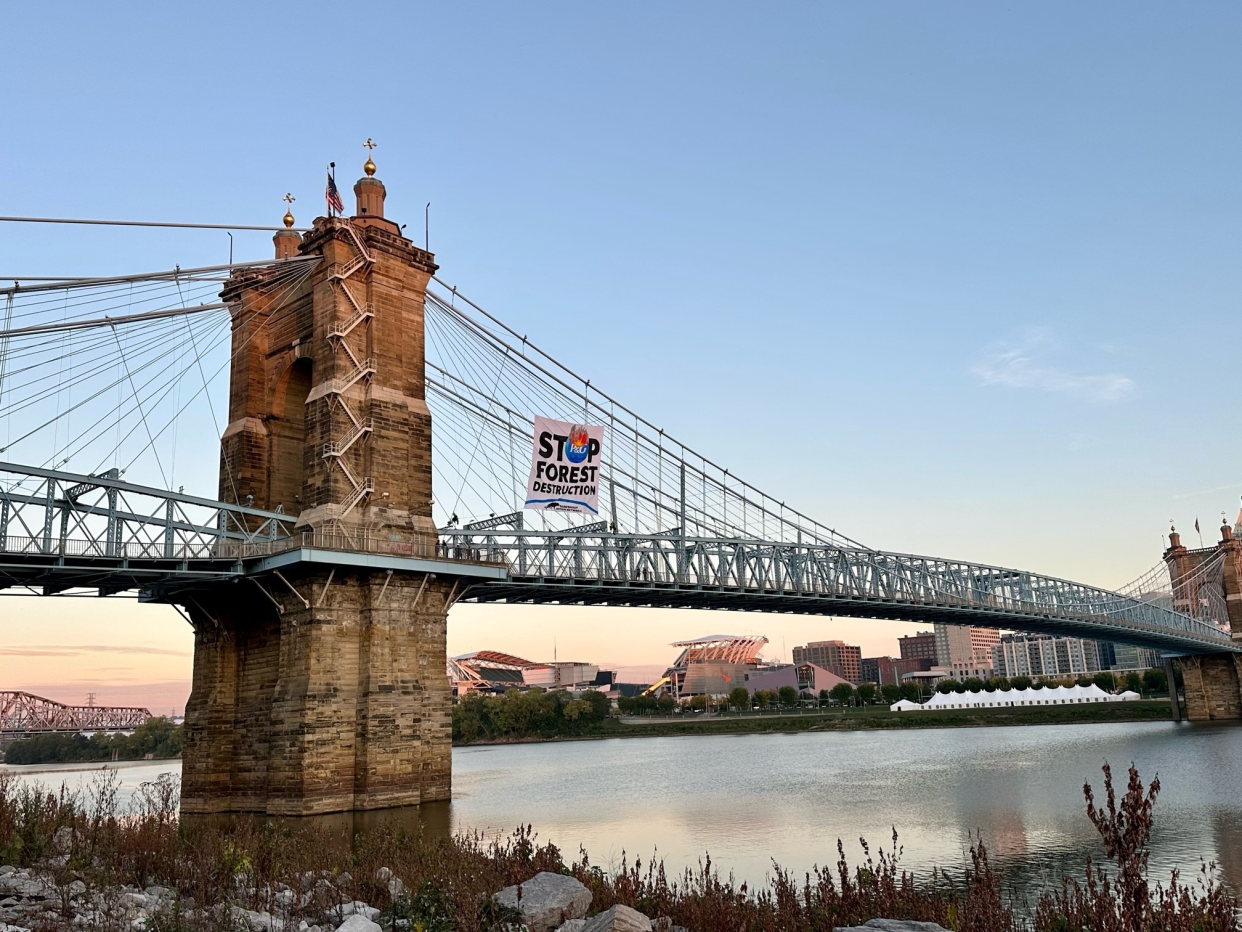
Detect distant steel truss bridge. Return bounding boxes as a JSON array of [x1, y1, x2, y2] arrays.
[[0, 690, 151, 737]]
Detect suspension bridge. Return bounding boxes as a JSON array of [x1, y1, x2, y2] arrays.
[[1, 153, 1238, 815]]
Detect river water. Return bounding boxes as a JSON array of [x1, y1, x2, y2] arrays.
[[4, 721, 1241, 904]]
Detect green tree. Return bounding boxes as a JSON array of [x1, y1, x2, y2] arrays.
[[1076, 676, 1094, 687], [581, 689, 611, 721], [1009, 675, 1033, 690], [1124, 671, 1143, 693], [817, 689, 831, 707], [656, 695, 676, 715], [1093, 671, 1117, 693], [987, 675, 1010, 691], [880, 683, 901, 705], [1142, 668, 1167, 694], [898, 683, 921, 703], [777, 685, 798, 708], [962, 677, 985, 692], [857, 683, 877, 705], [754, 690, 771, 709], [729, 686, 751, 711], [689, 694, 709, 711], [936, 678, 961, 694], [829, 682, 855, 706]]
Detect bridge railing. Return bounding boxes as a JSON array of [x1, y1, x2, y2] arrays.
[[0, 462, 296, 561], [442, 529, 1236, 649]]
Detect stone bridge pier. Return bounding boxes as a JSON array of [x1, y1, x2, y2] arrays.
[[1165, 524, 1242, 721], [178, 157, 468, 815]]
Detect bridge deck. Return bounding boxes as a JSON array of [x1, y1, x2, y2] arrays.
[[0, 463, 1235, 656]]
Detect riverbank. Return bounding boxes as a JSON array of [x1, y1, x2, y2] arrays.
[[452, 699, 1172, 746], [0, 760, 1235, 931]]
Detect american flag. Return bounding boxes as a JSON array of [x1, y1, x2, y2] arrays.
[[325, 170, 344, 214]]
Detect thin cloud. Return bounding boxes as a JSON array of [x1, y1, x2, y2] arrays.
[[0, 645, 190, 657], [973, 336, 1135, 402], [1171, 483, 1242, 501]]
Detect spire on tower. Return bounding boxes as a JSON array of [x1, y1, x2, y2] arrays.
[[354, 137, 388, 221], [273, 192, 301, 260]]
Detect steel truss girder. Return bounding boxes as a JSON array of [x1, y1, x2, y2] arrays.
[[444, 530, 1239, 655], [0, 463, 295, 563]]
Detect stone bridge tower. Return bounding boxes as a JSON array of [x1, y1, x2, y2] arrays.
[[1164, 523, 1242, 721], [180, 153, 466, 816]]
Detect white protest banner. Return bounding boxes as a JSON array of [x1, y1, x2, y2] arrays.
[[524, 416, 605, 514]]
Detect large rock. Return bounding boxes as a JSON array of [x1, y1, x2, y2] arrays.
[[495, 872, 592, 932], [581, 905, 651, 932], [335, 916, 382, 932], [556, 922, 587, 932], [834, 921, 951, 932], [0, 874, 45, 899]]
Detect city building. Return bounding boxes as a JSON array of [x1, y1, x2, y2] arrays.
[[660, 634, 769, 698], [934, 623, 999, 680], [898, 630, 939, 665], [991, 634, 1101, 679], [791, 640, 861, 683], [796, 663, 852, 695], [860, 655, 930, 685], [742, 664, 800, 696], [1109, 643, 1162, 672]]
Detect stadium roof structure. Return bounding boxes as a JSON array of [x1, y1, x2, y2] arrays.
[[451, 650, 537, 669], [448, 649, 537, 693], [669, 634, 768, 667]]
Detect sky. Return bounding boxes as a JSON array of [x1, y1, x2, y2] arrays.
[[1, 2, 1239, 710]]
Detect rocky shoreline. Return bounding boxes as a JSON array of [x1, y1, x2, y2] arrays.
[[0, 863, 948, 932]]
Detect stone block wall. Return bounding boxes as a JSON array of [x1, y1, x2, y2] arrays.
[[181, 570, 454, 815], [1182, 654, 1242, 721]]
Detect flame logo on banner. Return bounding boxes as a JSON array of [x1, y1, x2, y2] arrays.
[[565, 424, 591, 463]]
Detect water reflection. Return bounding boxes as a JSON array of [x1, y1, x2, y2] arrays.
[[179, 802, 453, 848], [4, 720, 1240, 906]]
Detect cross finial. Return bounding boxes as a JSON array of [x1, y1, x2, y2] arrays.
[[363, 138, 377, 153], [283, 192, 295, 205], [281, 193, 296, 229], [363, 138, 378, 177]]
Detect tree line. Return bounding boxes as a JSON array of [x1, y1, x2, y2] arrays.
[[3, 717, 182, 765], [452, 687, 612, 742]]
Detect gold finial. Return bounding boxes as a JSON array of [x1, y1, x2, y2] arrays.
[[281, 193, 296, 228], [363, 138, 377, 176]]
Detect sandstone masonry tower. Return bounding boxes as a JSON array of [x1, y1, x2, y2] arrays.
[[1163, 523, 1242, 721], [181, 152, 460, 815]]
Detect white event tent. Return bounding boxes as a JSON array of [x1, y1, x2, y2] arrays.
[[891, 684, 1141, 712]]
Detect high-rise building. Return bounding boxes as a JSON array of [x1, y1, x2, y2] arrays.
[[1109, 643, 1162, 672], [792, 640, 861, 683], [899, 630, 939, 665], [991, 634, 1101, 679], [933, 623, 1000, 680], [934, 623, 1001, 665], [860, 655, 928, 685]]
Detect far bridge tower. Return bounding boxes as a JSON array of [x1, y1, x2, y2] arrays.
[[1164, 522, 1242, 720]]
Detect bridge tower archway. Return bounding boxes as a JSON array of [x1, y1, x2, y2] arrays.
[[269, 356, 312, 518]]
